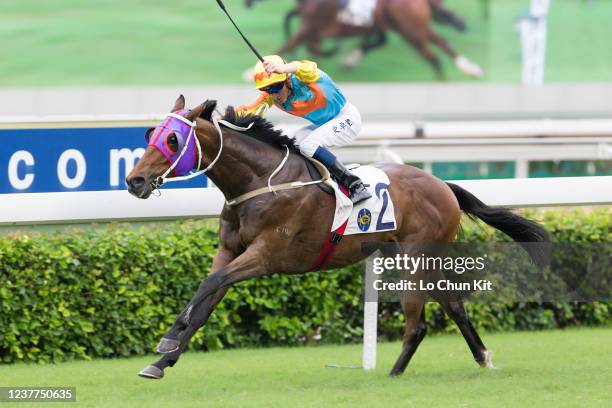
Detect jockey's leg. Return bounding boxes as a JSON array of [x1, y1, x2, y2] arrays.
[[296, 102, 372, 204], [317, 147, 372, 204]]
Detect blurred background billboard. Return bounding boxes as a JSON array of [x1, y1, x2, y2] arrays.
[[1, 0, 611, 193]]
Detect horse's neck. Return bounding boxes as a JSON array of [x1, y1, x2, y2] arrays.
[[200, 125, 296, 200]]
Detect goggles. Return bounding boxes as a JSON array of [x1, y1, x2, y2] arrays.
[[261, 82, 285, 94]]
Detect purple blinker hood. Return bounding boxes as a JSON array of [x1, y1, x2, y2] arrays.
[[148, 109, 198, 176]]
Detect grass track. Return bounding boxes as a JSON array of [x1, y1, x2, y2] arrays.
[[0, 328, 610, 407], [0, 0, 611, 86]]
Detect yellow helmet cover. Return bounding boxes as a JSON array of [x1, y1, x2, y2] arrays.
[[253, 55, 288, 89]]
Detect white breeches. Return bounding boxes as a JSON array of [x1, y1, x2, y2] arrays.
[[338, 0, 377, 26], [292, 102, 362, 158]]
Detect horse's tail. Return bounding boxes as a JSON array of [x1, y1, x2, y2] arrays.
[[284, 7, 299, 39], [446, 182, 549, 267]]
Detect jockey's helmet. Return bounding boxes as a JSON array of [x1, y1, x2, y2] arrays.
[[253, 55, 287, 90]]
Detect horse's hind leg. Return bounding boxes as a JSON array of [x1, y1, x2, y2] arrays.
[[434, 296, 493, 368], [276, 27, 309, 55], [362, 30, 388, 54], [342, 30, 388, 69], [394, 26, 444, 79], [412, 41, 443, 80], [428, 28, 483, 77], [389, 301, 427, 376], [427, 28, 458, 59]]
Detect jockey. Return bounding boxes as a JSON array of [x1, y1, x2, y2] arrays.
[[236, 55, 372, 204]]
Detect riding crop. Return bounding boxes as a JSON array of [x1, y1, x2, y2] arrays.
[[215, 0, 264, 61]]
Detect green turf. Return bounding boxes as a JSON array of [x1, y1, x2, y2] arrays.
[[0, 0, 611, 86], [0, 328, 610, 407]]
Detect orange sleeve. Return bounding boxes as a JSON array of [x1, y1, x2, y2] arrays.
[[236, 93, 274, 116]]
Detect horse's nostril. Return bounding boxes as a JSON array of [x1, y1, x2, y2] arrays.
[[128, 176, 146, 189]]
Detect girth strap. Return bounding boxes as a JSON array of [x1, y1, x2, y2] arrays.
[[311, 185, 350, 270]]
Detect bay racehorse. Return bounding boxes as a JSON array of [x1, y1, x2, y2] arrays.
[[247, 0, 466, 32], [126, 96, 547, 379], [258, 0, 482, 77], [252, 0, 467, 68]]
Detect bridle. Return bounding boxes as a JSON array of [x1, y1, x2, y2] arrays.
[[152, 113, 204, 189], [151, 112, 254, 190]]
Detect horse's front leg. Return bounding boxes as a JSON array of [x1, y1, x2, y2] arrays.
[[157, 244, 267, 349], [156, 247, 237, 351], [276, 24, 312, 55], [138, 247, 235, 379], [139, 243, 268, 379], [138, 287, 229, 379]]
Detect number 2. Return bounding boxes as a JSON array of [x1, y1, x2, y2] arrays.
[[375, 183, 395, 231]]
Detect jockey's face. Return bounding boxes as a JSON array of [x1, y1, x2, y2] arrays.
[[269, 82, 290, 104]]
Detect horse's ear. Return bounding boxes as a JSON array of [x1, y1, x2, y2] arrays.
[[185, 100, 217, 122], [185, 102, 206, 122], [144, 127, 155, 144], [171, 94, 185, 112], [200, 100, 218, 120]]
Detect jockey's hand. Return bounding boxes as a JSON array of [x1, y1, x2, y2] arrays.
[[263, 60, 284, 74]]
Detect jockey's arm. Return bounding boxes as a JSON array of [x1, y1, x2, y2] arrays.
[[265, 59, 321, 83], [235, 93, 274, 117]]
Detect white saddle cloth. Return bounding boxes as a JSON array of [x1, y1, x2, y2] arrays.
[[327, 165, 397, 235]]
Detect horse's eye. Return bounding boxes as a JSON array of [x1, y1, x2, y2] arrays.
[[166, 134, 179, 153]]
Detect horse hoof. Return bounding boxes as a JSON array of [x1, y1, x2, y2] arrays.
[[454, 55, 484, 78], [341, 49, 363, 70], [388, 370, 403, 378], [156, 337, 180, 354], [479, 350, 494, 369], [138, 365, 164, 379]]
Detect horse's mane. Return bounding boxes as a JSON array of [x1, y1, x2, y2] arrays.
[[199, 100, 298, 152]]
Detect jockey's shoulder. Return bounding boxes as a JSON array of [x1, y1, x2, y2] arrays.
[[293, 60, 321, 83]]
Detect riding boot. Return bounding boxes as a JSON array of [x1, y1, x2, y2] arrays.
[[328, 159, 372, 205]]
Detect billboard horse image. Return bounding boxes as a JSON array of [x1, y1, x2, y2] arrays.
[[248, 0, 480, 76]]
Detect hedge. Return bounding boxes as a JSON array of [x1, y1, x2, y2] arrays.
[[0, 209, 610, 363]]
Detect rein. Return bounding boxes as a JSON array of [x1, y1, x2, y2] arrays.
[[225, 153, 330, 206]]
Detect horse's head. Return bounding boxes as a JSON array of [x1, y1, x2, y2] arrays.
[[126, 95, 213, 199]]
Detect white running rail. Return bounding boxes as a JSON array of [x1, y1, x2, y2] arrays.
[[1, 176, 610, 226]]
